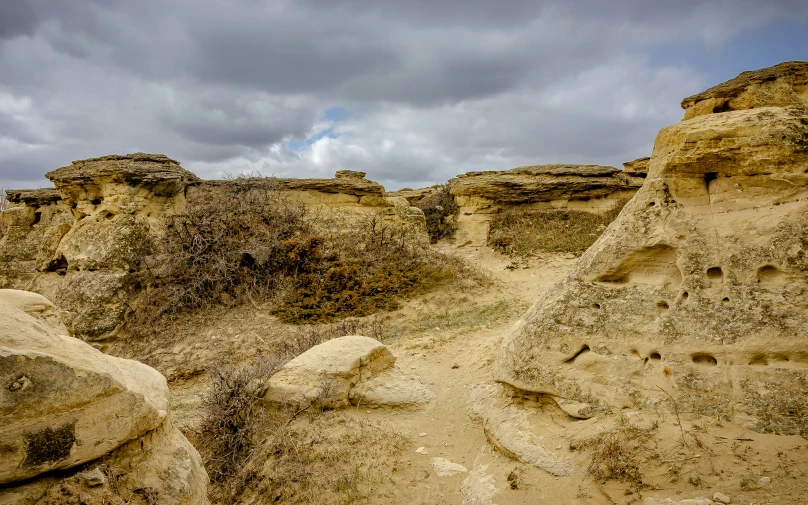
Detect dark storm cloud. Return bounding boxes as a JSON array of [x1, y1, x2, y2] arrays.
[[0, 0, 806, 189]]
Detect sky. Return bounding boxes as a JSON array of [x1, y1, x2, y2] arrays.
[[1, 1, 807, 191]]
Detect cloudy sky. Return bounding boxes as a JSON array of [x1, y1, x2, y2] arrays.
[[1, 1, 807, 191]]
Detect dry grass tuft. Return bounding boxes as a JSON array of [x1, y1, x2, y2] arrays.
[[240, 412, 407, 505], [487, 201, 627, 256], [582, 419, 654, 488]]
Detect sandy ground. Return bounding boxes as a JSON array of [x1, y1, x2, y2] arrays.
[[163, 241, 808, 505]]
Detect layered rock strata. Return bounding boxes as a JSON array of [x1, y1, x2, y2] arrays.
[[494, 61, 808, 436]]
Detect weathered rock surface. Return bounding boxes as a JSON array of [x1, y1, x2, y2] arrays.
[[494, 64, 808, 436], [0, 289, 207, 502], [0, 154, 427, 341], [623, 156, 650, 178], [261, 335, 433, 408], [681, 60, 808, 119], [449, 164, 642, 208]]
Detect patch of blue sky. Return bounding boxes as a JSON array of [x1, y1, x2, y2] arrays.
[[644, 18, 808, 88]]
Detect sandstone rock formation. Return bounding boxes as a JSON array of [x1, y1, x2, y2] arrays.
[[0, 289, 207, 503], [681, 60, 808, 120], [439, 164, 641, 246], [623, 156, 649, 178], [261, 335, 434, 408], [494, 61, 808, 436], [0, 154, 427, 341]]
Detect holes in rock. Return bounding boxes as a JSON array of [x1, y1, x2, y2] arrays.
[[90, 197, 103, 206], [592, 303, 601, 309], [704, 172, 718, 191], [631, 349, 641, 358], [32, 212, 41, 225], [648, 201, 656, 207], [104, 212, 115, 221], [681, 291, 689, 300], [649, 352, 661, 360], [45, 256, 69, 276], [563, 345, 590, 364], [721, 297, 729, 304], [757, 265, 786, 285], [706, 267, 723, 279], [656, 301, 669, 310], [749, 354, 768, 366], [692, 353, 718, 366], [711, 102, 732, 113]]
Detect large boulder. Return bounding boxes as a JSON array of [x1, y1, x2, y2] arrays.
[[261, 335, 433, 408], [0, 289, 208, 503], [494, 63, 808, 436]]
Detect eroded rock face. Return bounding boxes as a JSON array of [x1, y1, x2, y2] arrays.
[[681, 60, 808, 120], [0, 289, 207, 503], [0, 154, 427, 341], [494, 66, 808, 436]]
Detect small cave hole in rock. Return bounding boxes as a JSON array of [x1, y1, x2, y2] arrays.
[[648, 201, 656, 207], [649, 352, 661, 360], [757, 265, 786, 285], [681, 291, 689, 300], [592, 303, 601, 309], [706, 267, 723, 279], [46, 257, 69, 276], [104, 212, 115, 220], [656, 300, 669, 310], [749, 354, 768, 366], [32, 212, 41, 225], [721, 297, 730, 304], [692, 353, 718, 366], [90, 197, 103, 206], [712, 102, 732, 113], [704, 172, 718, 191], [563, 345, 590, 364]]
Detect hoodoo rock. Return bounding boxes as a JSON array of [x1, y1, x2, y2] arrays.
[[494, 62, 808, 436], [0, 289, 208, 503]]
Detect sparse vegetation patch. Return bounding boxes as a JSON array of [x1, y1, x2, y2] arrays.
[[414, 185, 459, 243], [487, 201, 627, 256]]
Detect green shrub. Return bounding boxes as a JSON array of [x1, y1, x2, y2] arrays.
[[415, 185, 459, 243], [487, 201, 627, 256]]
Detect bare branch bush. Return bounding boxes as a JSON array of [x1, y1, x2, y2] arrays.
[[414, 184, 459, 243]]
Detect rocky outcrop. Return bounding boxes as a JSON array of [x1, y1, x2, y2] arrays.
[[623, 156, 649, 178], [0, 154, 427, 341], [494, 63, 808, 436], [0, 289, 208, 503], [260, 335, 434, 408], [681, 60, 808, 119]]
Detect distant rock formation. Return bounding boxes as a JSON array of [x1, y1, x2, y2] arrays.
[[0, 154, 426, 341], [681, 60, 808, 119], [495, 61, 808, 436], [0, 289, 208, 503], [622, 157, 649, 178]]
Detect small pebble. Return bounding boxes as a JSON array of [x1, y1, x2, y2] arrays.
[[758, 476, 770, 486], [713, 491, 731, 504], [82, 468, 105, 488], [415, 447, 428, 455], [420, 432, 427, 437]]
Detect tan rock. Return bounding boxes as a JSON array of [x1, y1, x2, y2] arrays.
[[681, 60, 808, 119], [0, 290, 170, 483], [494, 71, 808, 435], [623, 156, 649, 178], [261, 335, 432, 408]]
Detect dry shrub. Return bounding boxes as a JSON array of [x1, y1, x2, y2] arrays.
[[126, 179, 473, 335], [271, 210, 472, 324], [241, 412, 407, 505], [487, 200, 627, 256], [0, 189, 8, 239], [582, 420, 654, 488], [414, 185, 459, 243]]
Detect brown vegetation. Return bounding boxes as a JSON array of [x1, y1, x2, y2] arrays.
[[487, 201, 626, 256], [126, 178, 474, 336], [414, 185, 459, 243]]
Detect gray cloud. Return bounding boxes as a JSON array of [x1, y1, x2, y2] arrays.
[[0, 0, 806, 190]]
